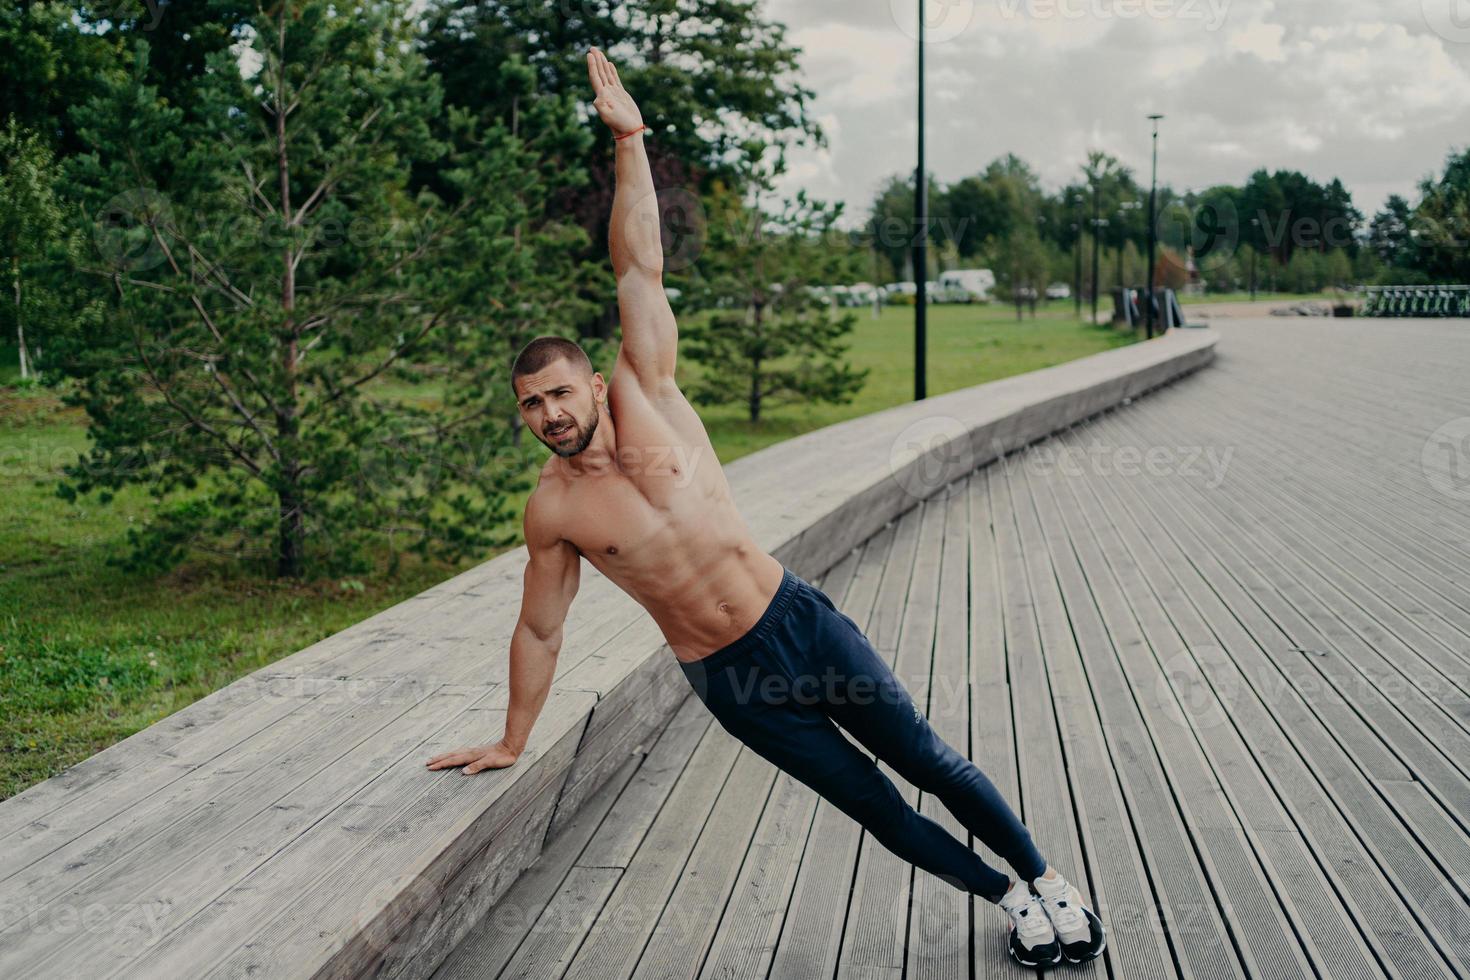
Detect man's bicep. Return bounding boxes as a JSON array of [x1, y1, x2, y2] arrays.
[[520, 508, 580, 643], [615, 266, 677, 384]]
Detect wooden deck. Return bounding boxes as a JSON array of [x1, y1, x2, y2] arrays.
[[433, 318, 1470, 980]]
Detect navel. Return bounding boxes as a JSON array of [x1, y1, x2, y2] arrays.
[[606, 545, 618, 555]]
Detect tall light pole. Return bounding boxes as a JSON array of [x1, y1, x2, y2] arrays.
[[1090, 183, 1104, 325], [1071, 192, 1083, 317], [1145, 113, 1164, 338], [1249, 216, 1260, 300], [912, 5, 927, 401]]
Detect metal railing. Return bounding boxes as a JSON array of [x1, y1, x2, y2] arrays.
[[1362, 285, 1470, 317]]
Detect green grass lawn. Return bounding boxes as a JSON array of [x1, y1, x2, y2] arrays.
[[682, 301, 1137, 460], [0, 303, 1135, 799]]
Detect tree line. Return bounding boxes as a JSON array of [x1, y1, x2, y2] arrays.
[[863, 147, 1470, 300]]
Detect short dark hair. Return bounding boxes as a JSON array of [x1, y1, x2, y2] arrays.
[[510, 335, 593, 400]]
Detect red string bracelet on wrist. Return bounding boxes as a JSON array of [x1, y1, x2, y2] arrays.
[[614, 124, 649, 141]]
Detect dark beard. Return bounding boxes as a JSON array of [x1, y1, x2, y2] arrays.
[[549, 402, 599, 457]]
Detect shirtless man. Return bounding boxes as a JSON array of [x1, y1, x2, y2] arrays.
[[425, 47, 1104, 969]]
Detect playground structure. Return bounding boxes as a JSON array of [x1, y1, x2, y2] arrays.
[[1112, 287, 1190, 329]]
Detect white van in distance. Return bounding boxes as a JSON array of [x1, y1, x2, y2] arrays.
[[936, 268, 996, 303]]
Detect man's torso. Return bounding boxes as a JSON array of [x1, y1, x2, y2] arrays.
[[535, 369, 783, 662]]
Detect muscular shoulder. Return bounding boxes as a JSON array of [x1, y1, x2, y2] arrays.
[[608, 360, 713, 453], [524, 475, 568, 552]]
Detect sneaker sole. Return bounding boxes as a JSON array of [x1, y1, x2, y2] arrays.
[[1061, 914, 1107, 964], [1008, 944, 1064, 969], [1063, 934, 1106, 964]]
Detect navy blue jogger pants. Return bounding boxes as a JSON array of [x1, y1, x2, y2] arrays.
[[678, 565, 1048, 903]]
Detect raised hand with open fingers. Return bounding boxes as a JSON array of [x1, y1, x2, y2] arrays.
[[585, 46, 644, 137]]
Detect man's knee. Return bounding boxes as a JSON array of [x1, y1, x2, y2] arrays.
[[818, 758, 910, 826], [886, 725, 970, 794]]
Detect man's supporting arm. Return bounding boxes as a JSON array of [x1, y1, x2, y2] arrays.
[[425, 491, 579, 773], [501, 509, 580, 756]]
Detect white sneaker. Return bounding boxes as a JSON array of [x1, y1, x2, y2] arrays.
[[1033, 871, 1106, 964], [998, 878, 1062, 968]]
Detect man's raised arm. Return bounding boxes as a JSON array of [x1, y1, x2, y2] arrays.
[[586, 47, 677, 388]]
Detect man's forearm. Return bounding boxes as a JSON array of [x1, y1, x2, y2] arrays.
[[609, 132, 662, 279], [502, 621, 560, 754]]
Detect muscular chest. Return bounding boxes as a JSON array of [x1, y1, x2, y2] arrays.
[[561, 474, 670, 561], [556, 459, 728, 568], [555, 374, 733, 563]]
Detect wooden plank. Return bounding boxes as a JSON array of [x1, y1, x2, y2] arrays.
[[261, 560, 518, 679], [1089, 403, 1470, 831], [1138, 384, 1470, 705], [1029, 434, 1372, 980], [907, 481, 979, 980], [0, 675, 321, 874], [987, 458, 1115, 973], [0, 675, 279, 840], [628, 748, 781, 979], [556, 713, 746, 980], [1072, 405, 1462, 979], [837, 499, 945, 980], [768, 526, 900, 980], [492, 865, 622, 980], [95, 683, 489, 979], [433, 691, 716, 980], [694, 555, 864, 980], [198, 686, 595, 980], [1131, 419, 1470, 802], [966, 468, 1034, 980], [429, 748, 646, 980], [1180, 339, 1469, 551], [0, 677, 400, 945], [1010, 455, 1193, 979]]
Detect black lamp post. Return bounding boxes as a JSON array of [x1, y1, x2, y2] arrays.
[[1145, 113, 1164, 338], [1249, 216, 1259, 301], [1090, 182, 1102, 325], [912, 6, 926, 401], [1071, 192, 1083, 317]]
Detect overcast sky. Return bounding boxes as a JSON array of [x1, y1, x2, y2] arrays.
[[758, 0, 1470, 227]]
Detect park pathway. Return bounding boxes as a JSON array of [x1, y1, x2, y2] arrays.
[[434, 317, 1470, 980]]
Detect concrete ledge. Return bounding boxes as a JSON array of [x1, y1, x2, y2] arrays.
[[0, 327, 1217, 979]]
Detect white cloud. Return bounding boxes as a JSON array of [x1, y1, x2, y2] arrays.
[[758, 0, 1470, 223], [1227, 20, 1286, 60]]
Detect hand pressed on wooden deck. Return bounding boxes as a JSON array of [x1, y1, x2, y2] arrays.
[[425, 739, 520, 775]]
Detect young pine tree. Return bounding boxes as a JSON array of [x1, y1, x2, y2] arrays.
[[683, 180, 868, 424], [0, 118, 72, 381], [55, 0, 589, 579]]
